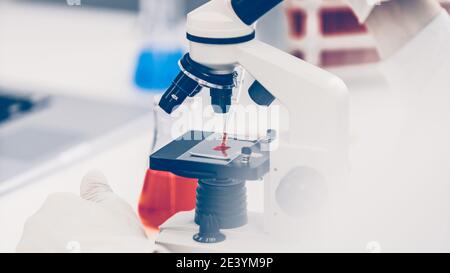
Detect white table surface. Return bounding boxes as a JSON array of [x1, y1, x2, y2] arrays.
[[0, 1, 154, 252]]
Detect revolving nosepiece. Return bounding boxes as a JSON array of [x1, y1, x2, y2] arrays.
[[159, 54, 236, 114]]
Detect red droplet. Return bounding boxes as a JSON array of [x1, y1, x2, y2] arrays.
[[213, 144, 231, 152], [213, 133, 230, 155]]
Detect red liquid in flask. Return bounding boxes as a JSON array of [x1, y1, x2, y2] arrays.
[[138, 169, 197, 231]]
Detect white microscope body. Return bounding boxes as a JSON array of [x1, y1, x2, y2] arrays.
[[156, 0, 349, 252]]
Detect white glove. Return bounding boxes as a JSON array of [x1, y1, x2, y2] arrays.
[[16, 170, 156, 253]]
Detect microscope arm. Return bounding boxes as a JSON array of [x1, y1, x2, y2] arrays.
[[236, 40, 349, 242], [237, 40, 349, 158]]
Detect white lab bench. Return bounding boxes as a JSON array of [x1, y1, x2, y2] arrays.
[[0, 1, 153, 252]]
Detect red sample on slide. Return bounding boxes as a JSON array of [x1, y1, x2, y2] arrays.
[[213, 133, 230, 155]]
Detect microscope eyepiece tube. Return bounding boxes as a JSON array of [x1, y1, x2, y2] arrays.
[[159, 71, 202, 114], [231, 0, 283, 25]]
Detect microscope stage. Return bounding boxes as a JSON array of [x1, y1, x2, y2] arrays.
[[150, 130, 270, 180]]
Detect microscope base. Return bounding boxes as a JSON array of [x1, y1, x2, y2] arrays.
[[156, 211, 283, 253]]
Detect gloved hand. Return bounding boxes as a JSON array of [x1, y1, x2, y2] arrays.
[[16, 170, 156, 253]]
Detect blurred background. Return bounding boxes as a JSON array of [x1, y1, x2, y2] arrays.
[[0, 0, 449, 252]]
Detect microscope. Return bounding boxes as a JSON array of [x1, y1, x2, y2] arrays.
[[151, 0, 349, 252]]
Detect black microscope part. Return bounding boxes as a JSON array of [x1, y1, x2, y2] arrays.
[[241, 146, 252, 155], [195, 178, 247, 229], [150, 130, 270, 244], [186, 31, 256, 45], [159, 54, 236, 114], [150, 131, 269, 181], [159, 71, 202, 114], [266, 128, 277, 140], [193, 178, 247, 243], [210, 88, 232, 114], [180, 54, 235, 87], [231, 0, 284, 25], [248, 80, 275, 106], [193, 214, 226, 243]]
